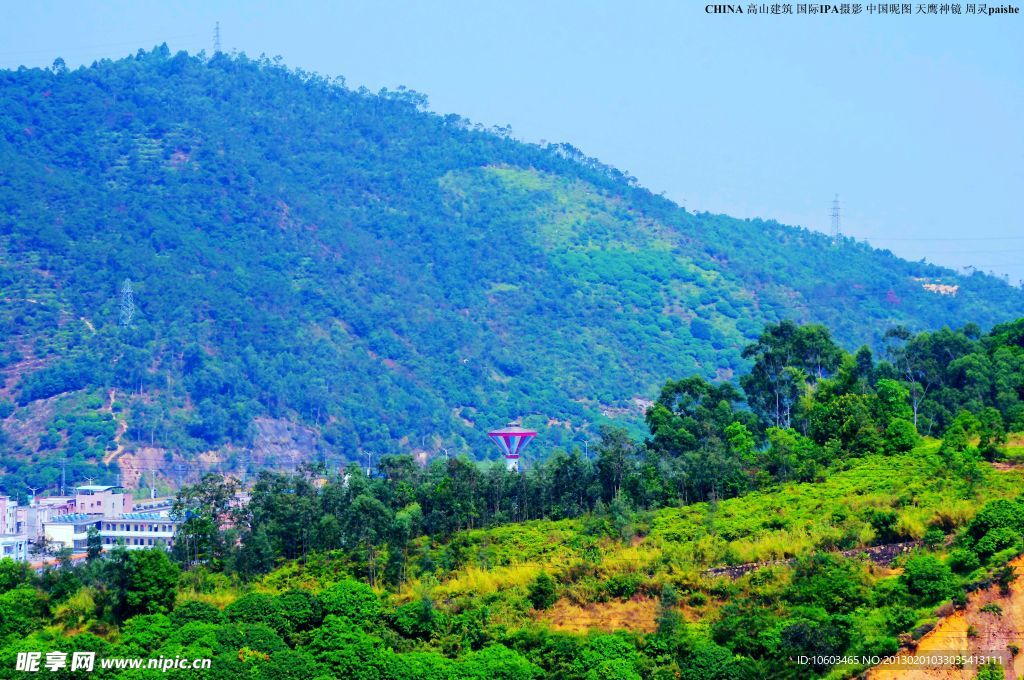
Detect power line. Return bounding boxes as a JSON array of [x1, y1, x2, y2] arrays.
[[856, 235, 1024, 242]]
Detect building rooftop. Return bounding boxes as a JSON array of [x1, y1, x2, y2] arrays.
[[118, 512, 174, 521], [50, 514, 101, 524], [75, 485, 123, 494]]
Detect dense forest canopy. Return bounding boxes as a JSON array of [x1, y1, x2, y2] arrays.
[[1, 46, 1023, 494]]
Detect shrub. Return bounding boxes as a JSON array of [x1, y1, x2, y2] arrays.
[[171, 599, 225, 626], [460, 644, 543, 679], [677, 639, 736, 680], [234, 622, 289, 655], [866, 509, 900, 543], [786, 553, 868, 613], [391, 598, 440, 640], [884, 419, 919, 455], [527, 571, 557, 611], [119, 614, 173, 654], [883, 605, 917, 635], [976, 661, 1005, 680], [603, 573, 641, 599], [995, 565, 1017, 596], [980, 603, 1003, 617], [967, 500, 1024, 543], [255, 649, 324, 680], [778, 613, 852, 672], [922, 528, 945, 549], [319, 579, 382, 626], [276, 588, 323, 634], [225, 593, 288, 636], [975, 528, 1022, 561], [947, 549, 980, 575], [901, 555, 956, 606]]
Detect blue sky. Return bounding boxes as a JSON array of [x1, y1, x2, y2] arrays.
[[2, 1, 1021, 283]]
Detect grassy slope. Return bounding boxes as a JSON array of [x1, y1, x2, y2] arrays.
[[248, 442, 1023, 627]]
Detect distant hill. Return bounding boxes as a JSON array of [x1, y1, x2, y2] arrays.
[[1, 46, 1022, 491]]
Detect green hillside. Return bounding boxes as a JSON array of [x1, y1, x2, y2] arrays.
[[1, 47, 1023, 490]]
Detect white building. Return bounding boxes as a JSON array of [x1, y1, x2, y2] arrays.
[[43, 514, 100, 553], [44, 509, 181, 553]]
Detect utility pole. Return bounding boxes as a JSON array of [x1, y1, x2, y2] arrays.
[[60, 456, 66, 496], [119, 279, 135, 327], [830, 194, 841, 244], [365, 451, 373, 476]]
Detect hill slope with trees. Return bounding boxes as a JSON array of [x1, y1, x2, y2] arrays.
[[1, 47, 1023, 491]]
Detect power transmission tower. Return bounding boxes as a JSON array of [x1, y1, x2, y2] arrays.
[[830, 194, 841, 244], [119, 279, 134, 327], [214, 22, 221, 53]]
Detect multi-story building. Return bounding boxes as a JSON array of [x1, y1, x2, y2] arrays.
[[73, 485, 133, 516], [44, 511, 180, 553], [0, 495, 29, 562], [0, 495, 21, 535]]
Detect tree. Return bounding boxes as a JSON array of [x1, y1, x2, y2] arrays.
[[106, 547, 180, 620], [596, 426, 635, 501], [172, 473, 241, 569], [0, 586, 49, 639], [656, 583, 682, 639], [0, 558, 33, 594], [977, 407, 1007, 460], [742, 321, 841, 428], [86, 526, 103, 561]]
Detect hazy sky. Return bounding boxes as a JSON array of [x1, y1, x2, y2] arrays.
[[2, 1, 1021, 283]]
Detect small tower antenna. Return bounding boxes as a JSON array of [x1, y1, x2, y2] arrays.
[[214, 22, 221, 54]]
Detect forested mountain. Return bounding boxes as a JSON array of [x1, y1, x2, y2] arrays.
[[1, 46, 1022, 490]]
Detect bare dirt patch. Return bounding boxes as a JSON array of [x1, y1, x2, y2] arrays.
[[537, 596, 658, 634], [867, 554, 1024, 679]]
